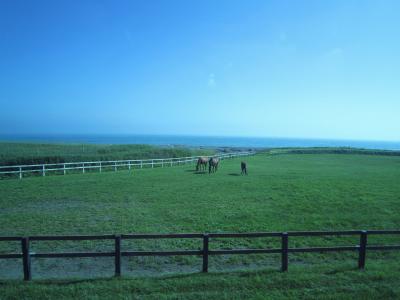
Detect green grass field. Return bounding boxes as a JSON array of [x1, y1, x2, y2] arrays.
[[0, 142, 215, 166], [1, 151, 400, 299]]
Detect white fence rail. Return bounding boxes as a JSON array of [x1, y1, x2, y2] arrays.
[[0, 151, 255, 179]]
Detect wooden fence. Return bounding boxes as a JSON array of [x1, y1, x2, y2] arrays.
[[0, 151, 255, 180], [0, 230, 399, 281]]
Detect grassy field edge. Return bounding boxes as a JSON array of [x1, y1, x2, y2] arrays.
[[1, 261, 399, 299]]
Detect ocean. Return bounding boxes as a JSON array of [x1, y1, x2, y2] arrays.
[[1, 134, 400, 150]]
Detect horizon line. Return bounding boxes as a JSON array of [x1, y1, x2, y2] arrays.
[[0, 133, 399, 144]]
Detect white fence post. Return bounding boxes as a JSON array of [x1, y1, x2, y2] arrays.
[[0, 151, 255, 179]]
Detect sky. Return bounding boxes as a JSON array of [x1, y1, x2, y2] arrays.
[[0, 0, 399, 141]]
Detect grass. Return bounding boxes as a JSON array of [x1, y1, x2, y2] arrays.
[[267, 147, 400, 156], [1, 150, 400, 298], [0, 142, 215, 165], [1, 262, 400, 299]]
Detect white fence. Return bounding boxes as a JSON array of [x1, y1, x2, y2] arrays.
[[0, 151, 255, 180]]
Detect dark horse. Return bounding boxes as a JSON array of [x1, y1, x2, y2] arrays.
[[208, 157, 219, 174], [241, 161, 247, 175], [196, 157, 208, 171]]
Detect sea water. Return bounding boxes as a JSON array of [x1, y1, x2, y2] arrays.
[[1, 134, 399, 150]]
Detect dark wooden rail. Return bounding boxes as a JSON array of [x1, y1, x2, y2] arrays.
[[0, 230, 399, 281]]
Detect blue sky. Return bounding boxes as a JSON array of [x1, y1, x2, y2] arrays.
[[0, 0, 399, 141]]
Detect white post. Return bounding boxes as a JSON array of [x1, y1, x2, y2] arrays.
[[99, 162, 102, 173], [82, 163, 85, 174], [19, 167, 22, 179], [170, 159, 172, 167], [63, 164, 66, 175], [114, 162, 117, 172], [152, 160, 154, 168], [128, 161, 131, 171], [162, 159, 164, 168], [140, 160, 143, 169], [42, 165, 45, 177]]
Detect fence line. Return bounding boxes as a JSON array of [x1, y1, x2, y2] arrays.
[[0, 151, 255, 179], [0, 229, 399, 280]]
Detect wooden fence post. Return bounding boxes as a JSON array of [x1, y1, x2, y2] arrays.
[[358, 230, 368, 269], [21, 237, 31, 281], [202, 234, 209, 272], [115, 235, 121, 277], [281, 232, 288, 272]]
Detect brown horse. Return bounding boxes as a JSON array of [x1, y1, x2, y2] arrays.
[[241, 161, 247, 175], [208, 157, 219, 174], [196, 157, 208, 171]]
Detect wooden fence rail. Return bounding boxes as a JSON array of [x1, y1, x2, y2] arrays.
[[0, 151, 255, 180], [0, 230, 399, 281]]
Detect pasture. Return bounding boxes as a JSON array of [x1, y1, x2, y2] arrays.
[[0, 142, 215, 166], [1, 151, 400, 298]]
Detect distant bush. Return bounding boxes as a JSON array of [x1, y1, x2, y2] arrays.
[[0, 143, 215, 166], [265, 147, 400, 156]]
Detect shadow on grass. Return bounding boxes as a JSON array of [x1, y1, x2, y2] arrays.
[[0, 264, 361, 286], [324, 266, 358, 275], [228, 173, 241, 176], [10, 269, 276, 286]]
